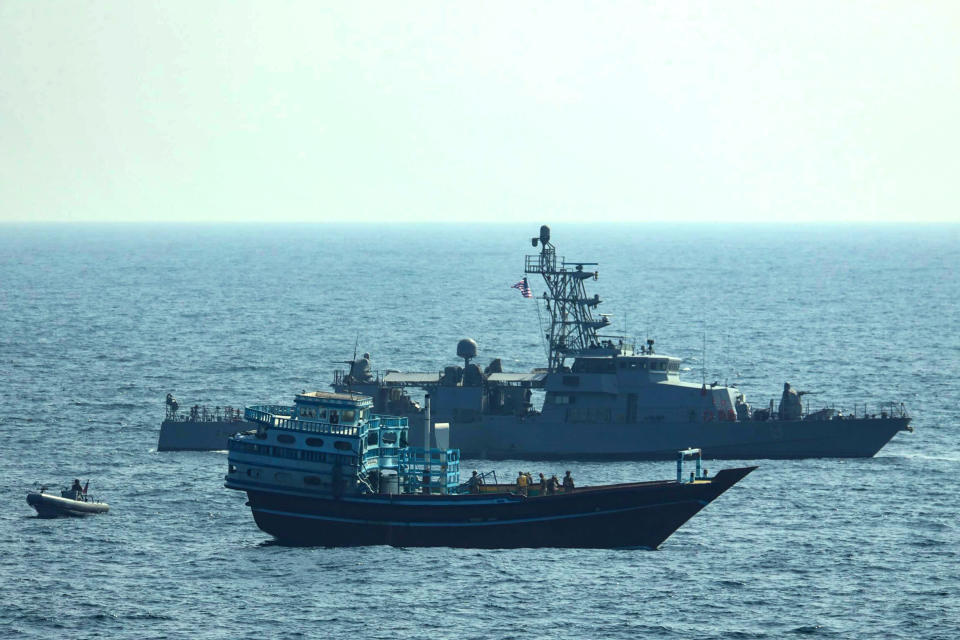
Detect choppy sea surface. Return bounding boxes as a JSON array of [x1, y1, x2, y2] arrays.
[[1, 223, 958, 639]]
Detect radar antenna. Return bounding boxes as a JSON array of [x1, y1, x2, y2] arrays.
[[525, 225, 611, 372]]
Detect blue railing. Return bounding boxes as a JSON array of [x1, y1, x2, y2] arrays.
[[374, 416, 408, 428], [399, 448, 461, 494], [358, 416, 409, 476], [245, 405, 294, 423], [244, 405, 360, 436]]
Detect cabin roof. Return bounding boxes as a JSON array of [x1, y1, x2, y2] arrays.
[[383, 372, 441, 384], [297, 390, 371, 403], [488, 372, 547, 383]]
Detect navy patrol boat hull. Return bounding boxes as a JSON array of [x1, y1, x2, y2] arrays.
[[244, 467, 753, 549], [158, 396, 253, 451], [449, 415, 910, 461], [157, 418, 254, 451]]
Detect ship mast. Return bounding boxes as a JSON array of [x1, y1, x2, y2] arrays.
[[525, 225, 611, 372]]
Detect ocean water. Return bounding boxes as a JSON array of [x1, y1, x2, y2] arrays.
[[1, 223, 958, 639]]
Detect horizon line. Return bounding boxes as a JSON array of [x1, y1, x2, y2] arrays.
[[2, 220, 958, 226]]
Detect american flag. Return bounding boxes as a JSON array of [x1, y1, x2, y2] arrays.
[[511, 277, 533, 298]]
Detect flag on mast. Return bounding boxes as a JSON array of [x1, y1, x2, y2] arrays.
[[511, 277, 533, 298]]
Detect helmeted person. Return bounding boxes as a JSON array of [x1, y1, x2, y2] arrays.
[[516, 471, 529, 496], [348, 353, 374, 383], [547, 475, 560, 494], [562, 471, 575, 492], [468, 470, 483, 494], [70, 479, 83, 500], [779, 382, 803, 420]]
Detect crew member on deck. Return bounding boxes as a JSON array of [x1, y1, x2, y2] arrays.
[[70, 479, 83, 500], [562, 471, 575, 492], [779, 382, 803, 420], [516, 471, 528, 496], [548, 475, 560, 494], [468, 470, 483, 494]]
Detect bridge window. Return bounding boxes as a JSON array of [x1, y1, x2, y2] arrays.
[[382, 431, 398, 445], [572, 359, 616, 373], [342, 409, 356, 423]]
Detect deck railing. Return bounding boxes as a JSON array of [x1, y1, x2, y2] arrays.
[[244, 405, 360, 436], [399, 448, 461, 494], [753, 399, 910, 421], [165, 404, 246, 422]]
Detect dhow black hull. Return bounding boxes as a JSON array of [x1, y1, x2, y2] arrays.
[[240, 467, 754, 549]]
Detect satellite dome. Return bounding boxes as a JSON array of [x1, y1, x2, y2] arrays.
[[457, 338, 478, 360]]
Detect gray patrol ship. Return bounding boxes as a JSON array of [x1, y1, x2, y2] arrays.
[[334, 225, 912, 460]]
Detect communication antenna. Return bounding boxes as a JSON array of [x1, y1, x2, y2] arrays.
[[701, 329, 707, 388], [623, 312, 628, 350], [346, 333, 360, 395]]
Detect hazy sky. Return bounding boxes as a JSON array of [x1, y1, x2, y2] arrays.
[[1, 1, 958, 223]]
